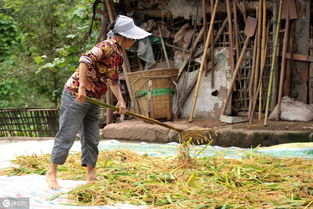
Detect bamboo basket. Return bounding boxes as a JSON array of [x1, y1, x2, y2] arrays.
[[127, 68, 178, 120]]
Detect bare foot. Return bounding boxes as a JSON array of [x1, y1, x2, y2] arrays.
[[86, 166, 96, 184], [46, 170, 61, 189]]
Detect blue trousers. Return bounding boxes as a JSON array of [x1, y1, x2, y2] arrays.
[[51, 89, 99, 167]]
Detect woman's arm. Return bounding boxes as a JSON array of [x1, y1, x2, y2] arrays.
[[110, 83, 126, 114], [76, 62, 88, 103]]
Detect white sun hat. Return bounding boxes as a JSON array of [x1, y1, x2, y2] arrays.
[[107, 15, 151, 40]]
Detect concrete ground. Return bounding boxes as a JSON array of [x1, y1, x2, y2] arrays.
[[101, 119, 313, 148]]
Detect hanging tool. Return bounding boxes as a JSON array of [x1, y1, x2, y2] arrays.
[[189, 0, 219, 122], [220, 16, 258, 116]]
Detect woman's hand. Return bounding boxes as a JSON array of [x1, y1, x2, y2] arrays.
[[117, 100, 127, 114], [76, 87, 87, 103]]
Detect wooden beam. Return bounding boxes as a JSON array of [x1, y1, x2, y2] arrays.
[[286, 53, 313, 62]]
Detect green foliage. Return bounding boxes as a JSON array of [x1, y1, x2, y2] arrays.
[[0, 14, 19, 58], [0, 0, 100, 108]]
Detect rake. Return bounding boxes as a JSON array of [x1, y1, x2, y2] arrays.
[[86, 98, 211, 144]]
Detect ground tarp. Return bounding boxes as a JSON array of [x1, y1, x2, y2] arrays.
[[0, 139, 312, 209]]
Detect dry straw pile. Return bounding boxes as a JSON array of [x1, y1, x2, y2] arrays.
[[1, 147, 313, 208]]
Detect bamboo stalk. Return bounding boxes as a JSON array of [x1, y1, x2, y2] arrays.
[[249, 16, 269, 124], [226, 0, 235, 74], [233, 0, 240, 61], [210, 0, 215, 87], [189, 0, 219, 122], [105, 0, 115, 124], [254, 0, 262, 102], [203, 0, 208, 77], [264, 0, 283, 126], [259, 0, 267, 120]]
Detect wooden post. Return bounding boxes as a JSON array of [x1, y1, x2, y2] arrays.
[[283, 21, 295, 97], [293, 1, 310, 103]]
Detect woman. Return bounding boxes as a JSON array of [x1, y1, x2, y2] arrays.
[[46, 15, 151, 189]]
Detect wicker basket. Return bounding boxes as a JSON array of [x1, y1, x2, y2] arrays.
[[127, 68, 178, 120]]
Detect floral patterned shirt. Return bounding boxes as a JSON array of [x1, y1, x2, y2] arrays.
[[65, 38, 123, 98]]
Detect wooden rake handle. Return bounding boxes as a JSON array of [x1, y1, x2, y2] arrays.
[[86, 97, 184, 133]]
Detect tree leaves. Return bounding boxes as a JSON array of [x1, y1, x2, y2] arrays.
[[0, 0, 99, 107]]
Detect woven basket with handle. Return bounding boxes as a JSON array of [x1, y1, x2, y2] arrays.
[[127, 68, 178, 120]]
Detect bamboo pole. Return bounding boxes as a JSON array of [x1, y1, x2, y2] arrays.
[[249, 15, 269, 124], [276, 19, 290, 120], [158, 25, 171, 68], [105, 0, 115, 124], [189, 0, 219, 122], [202, 0, 208, 77], [233, 0, 240, 61], [226, 0, 235, 74], [210, 0, 215, 87], [259, 0, 267, 120], [249, 0, 262, 122], [264, 0, 283, 126], [254, 0, 262, 102]]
